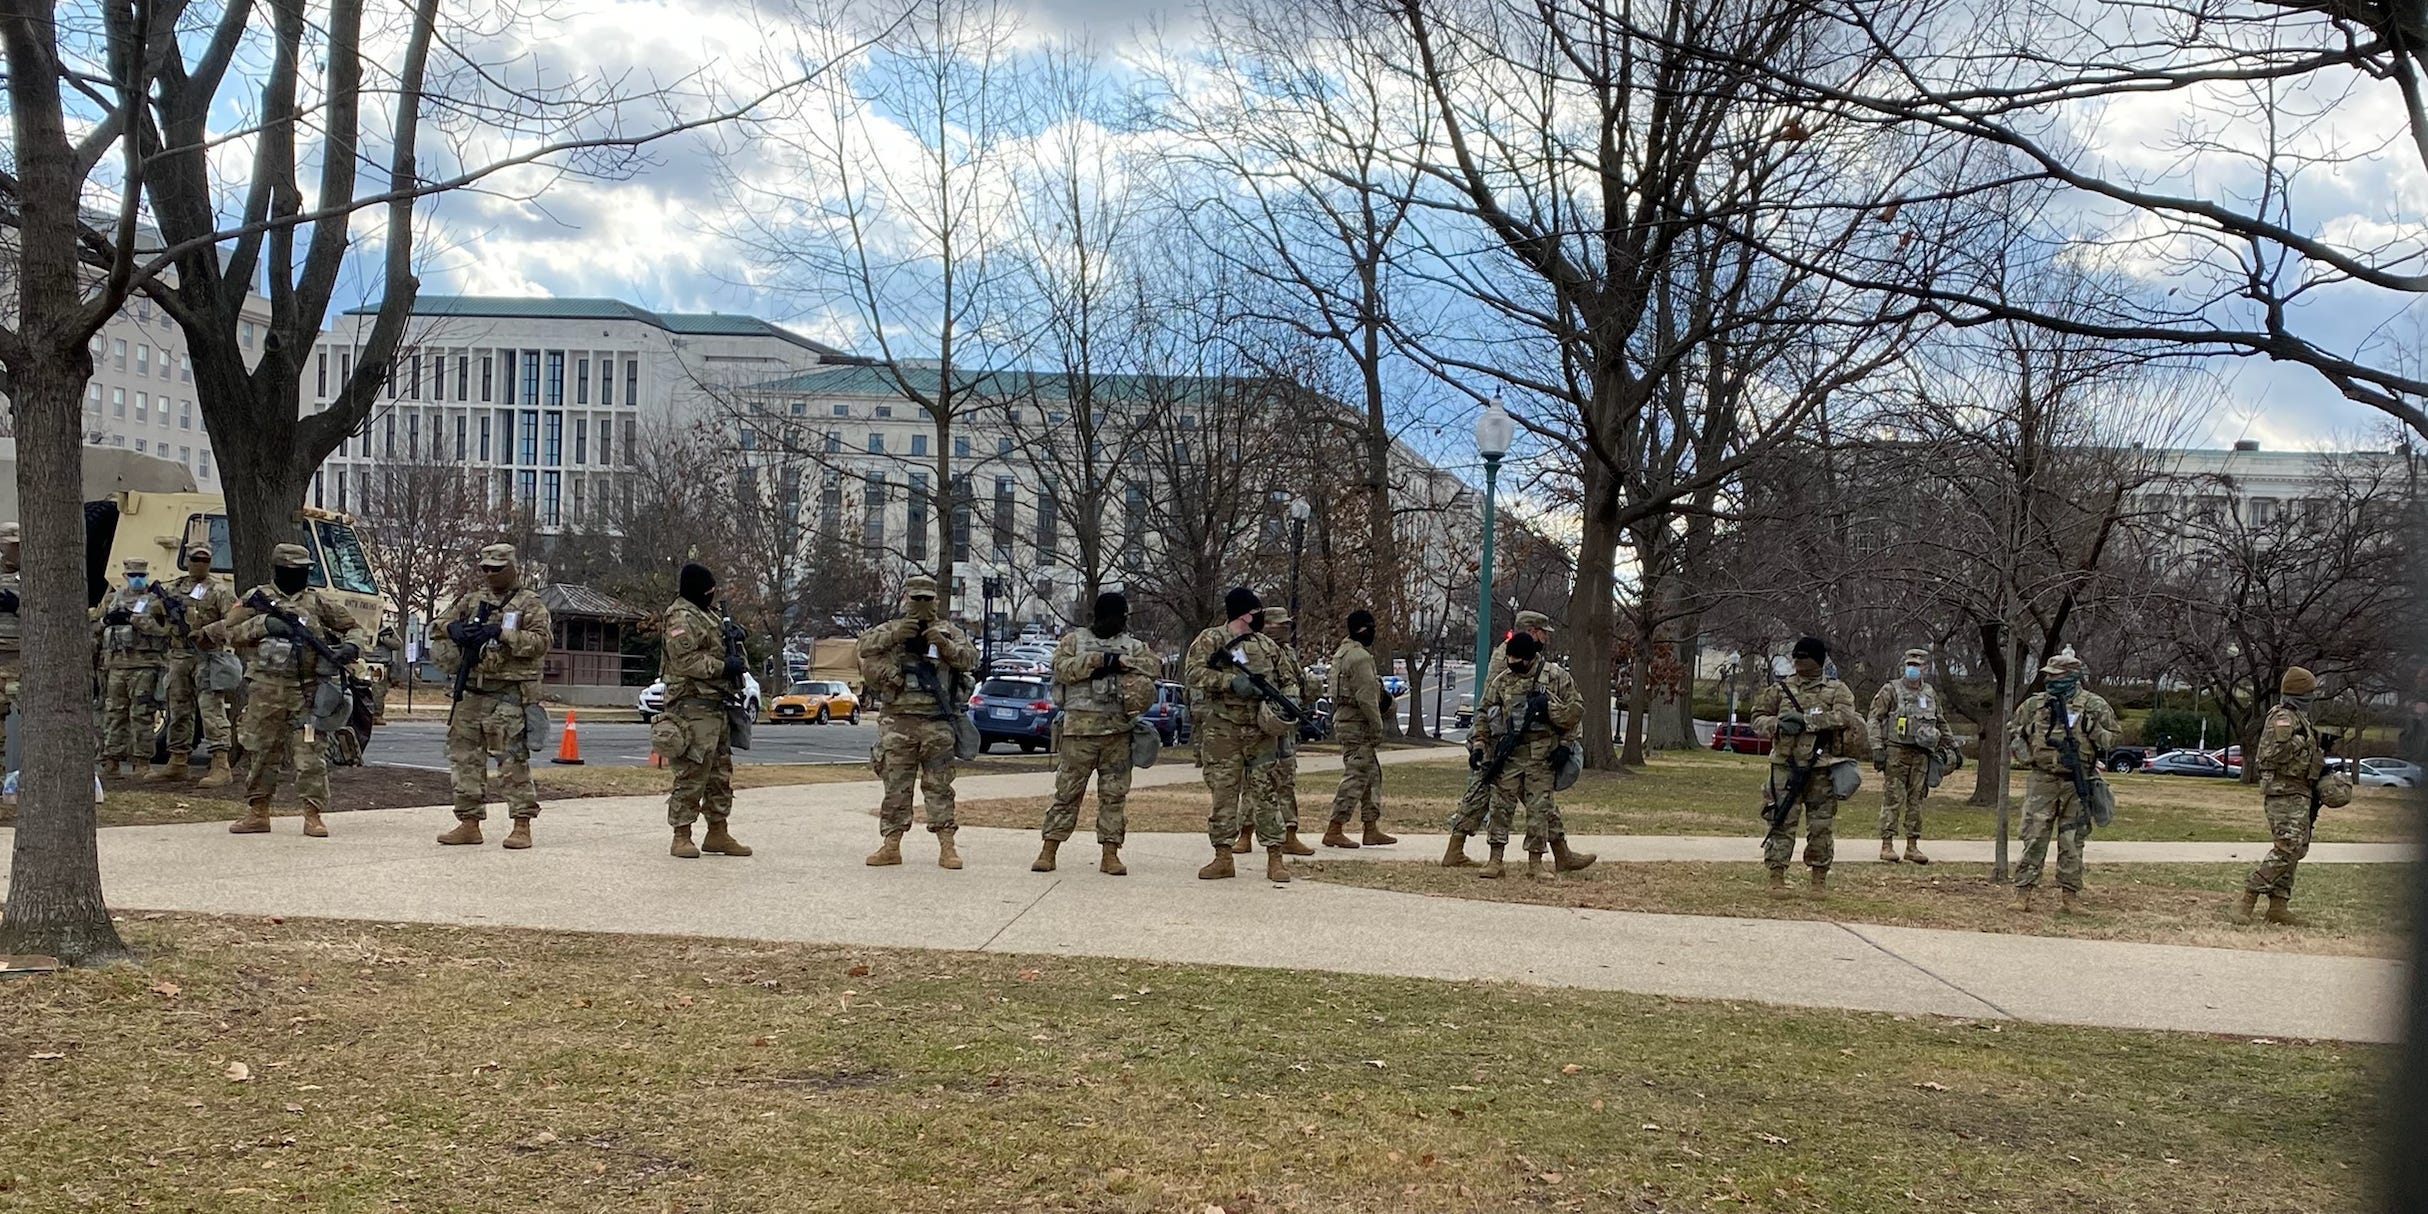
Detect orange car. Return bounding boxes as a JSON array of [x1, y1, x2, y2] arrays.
[[770, 679, 862, 725]]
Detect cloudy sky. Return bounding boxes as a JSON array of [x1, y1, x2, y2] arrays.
[[333, 0, 2418, 463]]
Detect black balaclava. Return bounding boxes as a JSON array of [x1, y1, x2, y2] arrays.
[[1346, 609, 1377, 649], [1504, 631, 1543, 670], [1248, 611, 1268, 633], [1091, 591, 1129, 640], [273, 565, 310, 595], [679, 563, 717, 611]]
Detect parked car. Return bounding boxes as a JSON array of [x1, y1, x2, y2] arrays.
[[2145, 749, 2237, 778], [967, 676, 1058, 753], [2357, 757, 2422, 788], [1142, 681, 1193, 745], [1710, 723, 1773, 756], [770, 679, 861, 725], [2106, 746, 2150, 773], [1299, 697, 1334, 743], [636, 673, 762, 723], [2205, 745, 2245, 769]]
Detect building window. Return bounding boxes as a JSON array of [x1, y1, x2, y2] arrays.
[[135, 438, 148, 453], [790, 401, 806, 416], [112, 339, 127, 370], [543, 471, 562, 526], [832, 404, 849, 417], [456, 414, 467, 461], [135, 392, 149, 423], [601, 360, 614, 407], [429, 353, 444, 401], [543, 411, 563, 465], [338, 352, 351, 389], [1048, 411, 1065, 425], [997, 437, 1013, 455], [335, 469, 347, 512], [479, 413, 493, 462], [624, 359, 638, 408], [519, 410, 539, 465], [572, 475, 587, 521], [1036, 488, 1058, 563], [199, 451, 211, 478], [739, 426, 757, 452], [317, 352, 329, 397], [867, 432, 885, 454], [481, 355, 495, 402], [111, 435, 125, 447], [875, 405, 893, 419], [911, 433, 928, 457], [1124, 484, 1147, 557], [954, 437, 970, 458], [386, 359, 398, 399], [824, 430, 841, 453], [384, 412, 397, 459], [408, 352, 422, 399], [621, 417, 635, 466], [598, 418, 612, 466], [863, 473, 888, 546], [456, 355, 469, 401], [574, 418, 588, 464], [517, 470, 537, 511], [820, 478, 843, 534], [112, 388, 125, 417], [241, 321, 255, 349], [545, 351, 564, 408], [951, 475, 972, 563], [180, 400, 192, 429], [908, 473, 931, 561], [408, 412, 422, 460], [576, 357, 590, 405], [357, 427, 369, 457], [179, 354, 191, 383], [992, 476, 1015, 557]]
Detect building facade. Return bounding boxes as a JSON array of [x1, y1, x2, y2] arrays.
[[74, 292, 274, 488]]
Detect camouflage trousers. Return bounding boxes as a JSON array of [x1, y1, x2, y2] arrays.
[[240, 678, 328, 807], [100, 661, 165, 762], [1486, 737, 1565, 851], [873, 714, 957, 836], [1762, 766, 1839, 871], [2015, 774, 2090, 892], [2244, 793, 2313, 899], [1272, 737, 1301, 829], [1202, 718, 1283, 850], [1879, 745, 1931, 840], [657, 696, 733, 829], [448, 687, 539, 821], [161, 652, 233, 758], [1330, 728, 1383, 826], [1043, 730, 1132, 846]]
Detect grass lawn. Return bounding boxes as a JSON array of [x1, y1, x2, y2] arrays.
[[0, 915, 2383, 1213], [954, 748, 2419, 844], [1304, 860, 2415, 959]]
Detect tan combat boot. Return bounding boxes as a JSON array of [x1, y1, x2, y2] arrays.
[[865, 834, 903, 866], [229, 799, 272, 835], [1477, 844, 1506, 880], [702, 820, 753, 857], [1809, 868, 1827, 895], [1904, 837, 1930, 866], [436, 818, 484, 846], [1280, 827, 1315, 857], [196, 753, 234, 788], [1525, 851, 1547, 880], [1231, 825, 1256, 855], [1197, 847, 1237, 880], [1322, 821, 1360, 849], [1099, 845, 1127, 876], [143, 758, 185, 782], [1032, 839, 1061, 873], [2012, 887, 2034, 913], [1361, 823, 1398, 847], [2236, 890, 2261, 923], [301, 804, 329, 838], [503, 819, 534, 851], [935, 829, 963, 870], [1441, 832, 1475, 868], [1767, 868, 1789, 896], [2266, 896, 2301, 926], [1551, 837, 1597, 873], [2058, 889, 2080, 915], [671, 825, 700, 859], [1265, 849, 1292, 883], [1879, 838, 1899, 863]]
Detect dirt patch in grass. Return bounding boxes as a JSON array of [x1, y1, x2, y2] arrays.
[[960, 748, 2416, 843], [0, 914, 2384, 1212], [1304, 859, 2413, 959]]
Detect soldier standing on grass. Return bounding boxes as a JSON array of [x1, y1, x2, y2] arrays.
[[1470, 632, 1588, 879], [95, 557, 171, 777], [856, 574, 979, 870], [432, 544, 553, 851], [2240, 666, 2327, 926], [1443, 609, 1557, 865], [1186, 586, 1294, 883], [1752, 636, 1863, 896], [653, 562, 752, 860], [1237, 607, 1316, 859], [1034, 591, 1158, 876], [1865, 647, 1948, 865], [2006, 652, 2119, 913], [215, 543, 370, 838], [1324, 609, 1397, 849], [151, 545, 238, 785]]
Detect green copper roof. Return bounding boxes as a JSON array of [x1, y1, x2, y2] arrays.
[[346, 295, 843, 356]]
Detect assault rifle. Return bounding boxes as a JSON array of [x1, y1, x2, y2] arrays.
[[899, 620, 959, 719], [2047, 691, 2097, 818], [243, 590, 352, 672], [145, 583, 194, 643], [1762, 677, 1819, 839], [446, 602, 498, 723], [1476, 683, 1549, 787], [1204, 644, 1302, 722]]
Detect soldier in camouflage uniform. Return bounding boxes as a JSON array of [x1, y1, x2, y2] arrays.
[[2241, 666, 2326, 925], [0, 523, 20, 768], [149, 545, 239, 785], [652, 562, 753, 859], [1034, 591, 1158, 876], [1471, 632, 1587, 878], [216, 543, 371, 837], [95, 557, 172, 777], [857, 574, 978, 869], [2006, 652, 2119, 913], [1324, 609, 1396, 848], [1445, 609, 1553, 863], [1235, 607, 1316, 857], [432, 544, 553, 850], [1752, 636, 1865, 894], [1187, 586, 1295, 883], [1865, 647, 1948, 865]]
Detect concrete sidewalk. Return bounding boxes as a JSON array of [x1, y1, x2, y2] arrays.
[[3, 757, 2403, 1044]]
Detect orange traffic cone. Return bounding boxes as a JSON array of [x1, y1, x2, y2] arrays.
[[551, 709, 585, 766]]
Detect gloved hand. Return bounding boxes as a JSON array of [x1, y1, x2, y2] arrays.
[[1204, 648, 1236, 671], [722, 654, 748, 679], [104, 607, 134, 626], [262, 615, 291, 639], [1468, 746, 1483, 771], [0, 588, 17, 613], [1775, 709, 1807, 736], [445, 619, 475, 645], [1097, 653, 1125, 676], [1524, 690, 1551, 717], [1229, 673, 1255, 697], [332, 642, 361, 665], [1873, 748, 1888, 773]]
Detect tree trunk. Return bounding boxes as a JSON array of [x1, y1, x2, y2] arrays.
[[1621, 640, 1653, 766], [1572, 461, 1623, 770], [1968, 619, 2009, 808]]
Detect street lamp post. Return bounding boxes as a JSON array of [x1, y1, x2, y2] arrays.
[[1472, 398, 1514, 701], [981, 576, 1004, 672], [1288, 497, 1310, 622]]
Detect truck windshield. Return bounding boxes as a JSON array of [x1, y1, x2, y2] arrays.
[[312, 519, 379, 595]]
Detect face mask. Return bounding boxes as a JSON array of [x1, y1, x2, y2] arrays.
[[1249, 615, 1268, 633], [1903, 665, 1923, 681], [905, 597, 938, 622], [1349, 626, 1376, 648], [273, 566, 310, 595], [2283, 694, 2312, 713], [2045, 675, 2079, 699], [126, 576, 148, 591], [1091, 616, 1123, 640]]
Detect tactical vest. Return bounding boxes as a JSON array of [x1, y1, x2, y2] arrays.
[[1885, 682, 1943, 748], [242, 588, 347, 684], [103, 588, 172, 657]]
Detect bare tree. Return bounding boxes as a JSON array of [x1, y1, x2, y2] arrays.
[[354, 460, 502, 652]]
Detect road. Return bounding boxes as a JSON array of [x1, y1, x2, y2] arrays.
[[364, 716, 886, 769]]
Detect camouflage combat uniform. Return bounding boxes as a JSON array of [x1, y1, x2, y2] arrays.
[[431, 574, 552, 826], [220, 548, 371, 831], [1447, 637, 1516, 838], [1266, 630, 1311, 833], [95, 567, 173, 769], [1865, 666, 1949, 846], [1042, 626, 1157, 848], [156, 560, 239, 770], [1752, 672, 1864, 873], [1473, 659, 1586, 853], [1328, 637, 1388, 829], [2006, 685, 2119, 894], [856, 607, 978, 838], [2244, 697, 2324, 904], [654, 596, 742, 831], [1186, 623, 1290, 851]]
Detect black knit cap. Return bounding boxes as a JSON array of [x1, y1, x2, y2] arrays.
[[1791, 636, 1828, 663], [1345, 609, 1375, 633], [1224, 586, 1262, 621], [1093, 591, 1128, 625], [1505, 632, 1543, 661]]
